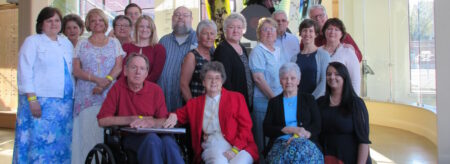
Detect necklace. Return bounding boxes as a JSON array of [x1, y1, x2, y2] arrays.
[[329, 95, 340, 106], [325, 43, 340, 55]]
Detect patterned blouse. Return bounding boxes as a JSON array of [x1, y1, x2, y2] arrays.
[[73, 38, 124, 116]]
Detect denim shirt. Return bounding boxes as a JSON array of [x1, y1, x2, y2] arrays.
[[249, 43, 283, 99]]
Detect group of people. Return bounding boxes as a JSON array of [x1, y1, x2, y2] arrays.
[[13, 2, 371, 164]]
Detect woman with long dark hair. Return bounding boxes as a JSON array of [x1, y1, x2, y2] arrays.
[[317, 62, 371, 164]]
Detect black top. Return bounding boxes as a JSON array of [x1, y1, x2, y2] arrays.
[[189, 49, 209, 98], [213, 41, 253, 111], [317, 96, 371, 164], [263, 92, 321, 156], [296, 51, 318, 94]]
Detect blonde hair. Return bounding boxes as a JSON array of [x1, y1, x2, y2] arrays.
[[85, 8, 109, 33], [256, 17, 278, 41], [134, 15, 158, 46]]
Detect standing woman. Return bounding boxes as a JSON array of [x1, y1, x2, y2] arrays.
[[292, 19, 330, 99], [180, 19, 217, 102], [62, 14, 84, 47], [71, 8, 124, 164], [249, 17, 283, 152], [317, 62, 371, 164], [319, 18, 361, 95], [14, 7, 74, 163], [122, 15, 166, 83], [112, 15, 132, 45], [213, 13, 253, 111]]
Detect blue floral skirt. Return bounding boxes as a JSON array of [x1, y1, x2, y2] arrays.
[[13, 61, 74, 164], [267, 138, 324, 164]]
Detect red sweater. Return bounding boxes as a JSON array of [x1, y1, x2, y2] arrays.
[[122, 43, 166, 82], [175, 89, 259, 163], [97, 77, 168, 119]]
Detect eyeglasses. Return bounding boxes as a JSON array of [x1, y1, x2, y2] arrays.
[[115, 24, 131, 28], [173, 13, 191, 18], [261, 27, 276, 33], [311, 14, 325, 20]]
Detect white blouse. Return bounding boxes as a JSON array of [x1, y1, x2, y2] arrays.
[[17, 34, 74, 98]]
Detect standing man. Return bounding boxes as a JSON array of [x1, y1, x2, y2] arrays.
[[305, 4, 363, 62], [272, 10, 300, 65], [158, 6, 198, 112]]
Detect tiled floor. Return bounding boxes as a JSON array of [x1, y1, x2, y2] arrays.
[[0, 125, 437, 163]]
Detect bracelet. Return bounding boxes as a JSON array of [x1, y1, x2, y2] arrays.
[[106, 75, 114, 81], [88, 74, 91, 82], [138, 115, 143, 119], [231, 147, 239, 154], [27, 96, 37, 102], [293, 134, 299, 138]]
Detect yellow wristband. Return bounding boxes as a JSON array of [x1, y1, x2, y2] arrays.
[[27, 96, 37, 102], [293, 134, 299, 138], [138, 115, 143, 119], [231, 147, 239, 154], [106, 75, 114, 81]]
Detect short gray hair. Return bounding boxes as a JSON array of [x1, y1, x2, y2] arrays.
[[308, 4, 327, 17], [200, 61, 227, 83], [272, 10, 287, 18], [196, 19, 218, 37], [279, 62, 301, 79], [223, 13, 247, 34], [125, 53, 150, 71]]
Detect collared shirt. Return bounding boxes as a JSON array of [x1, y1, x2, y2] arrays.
[[249, 43, 283, 99], [202, 94, 222, 135], [280, 95, 298, 140], [97, 77, 168, 119], [275, 32, 300, 65], [158, 30, 198, 112], [17, 34, 74, 98]]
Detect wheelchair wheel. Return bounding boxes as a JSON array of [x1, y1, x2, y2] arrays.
[[85, 143, 116, 164]]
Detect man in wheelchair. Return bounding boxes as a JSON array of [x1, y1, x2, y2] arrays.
[[96, 53, 184, 164]]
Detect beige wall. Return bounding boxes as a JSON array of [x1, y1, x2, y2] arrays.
[[366, 100, 437, 145], [435, 0, 450, 162]]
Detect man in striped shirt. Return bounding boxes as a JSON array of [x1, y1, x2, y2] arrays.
[[158, 6, 198, 112]]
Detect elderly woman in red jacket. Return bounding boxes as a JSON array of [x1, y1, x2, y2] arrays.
[[164, 61, 259, 164]]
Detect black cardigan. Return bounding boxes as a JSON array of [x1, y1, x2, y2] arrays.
[[263, 92, 321, 155], [213, 41, 252, 111]]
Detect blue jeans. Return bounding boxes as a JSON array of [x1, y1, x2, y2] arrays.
[[252, 97, 269, 156], [122, 133, 184, 164]]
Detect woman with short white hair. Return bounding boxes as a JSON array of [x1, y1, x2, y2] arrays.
[[263, 62, 323, 163]]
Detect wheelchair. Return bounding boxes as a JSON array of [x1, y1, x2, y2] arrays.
[[85, 126, 192, 164]]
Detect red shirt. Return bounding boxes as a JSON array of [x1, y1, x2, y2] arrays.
[[122, 43, 166, 82], [300, 33, 362, 62], [97, 77, 168, 119], [175, 88, 259, 164]]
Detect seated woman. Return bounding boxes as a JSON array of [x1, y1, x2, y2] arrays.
[[164, 61, 259, 164], [263, 62, 323, 163], [317, 62, 371, 164]]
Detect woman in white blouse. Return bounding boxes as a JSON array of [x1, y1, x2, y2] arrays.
[[319, 18, 361, 95], [14, 7, 74, 163]]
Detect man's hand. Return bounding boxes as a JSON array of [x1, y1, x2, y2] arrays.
[[130, 117, 155, 128], [163, 113, 177, 128]]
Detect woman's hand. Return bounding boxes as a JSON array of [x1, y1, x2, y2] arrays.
[[29, 101, 42, 118], [163, 113, 178, 128], [223, 150, 237, 160], [92, 86, 104, 95], [130, 117, 155, 128], [282, 127, 311, 138], [95, 77, 111, 89]]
